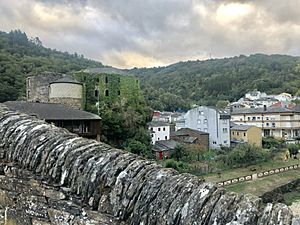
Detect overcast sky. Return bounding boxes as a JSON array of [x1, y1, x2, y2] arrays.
[[1, 0, 300, 68]]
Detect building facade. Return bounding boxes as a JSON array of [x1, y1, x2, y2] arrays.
[[176, 106, 231, 148], [230, 124, 262, 147], [27, 72, 84, 109], [148, 121, 170, 144], [171, 128, 209, 150], [231, 107, 300, 139]]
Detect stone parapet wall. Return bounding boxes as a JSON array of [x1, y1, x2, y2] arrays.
[[0, 104, 299, 225]]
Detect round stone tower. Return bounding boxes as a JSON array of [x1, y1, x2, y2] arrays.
[[49, 76, 83, 109]]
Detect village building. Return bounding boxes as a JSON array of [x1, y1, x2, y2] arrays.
[[171, 128, 209, 150], [148, 121, 170, 144], [231, 106, 300, 140], [230, 123, 262, 147], [27, 72, 84, 109], [152, 139, 179, 160], [4, 101, 101, 141], [176, 106, 231, 148]]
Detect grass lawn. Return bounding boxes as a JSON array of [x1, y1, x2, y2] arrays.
[[201, 158, 300, 197], [225, 169, 300, 197], [203, 158, 300, 183]]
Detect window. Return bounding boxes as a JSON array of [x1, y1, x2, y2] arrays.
[[118, 90, 120, 96], [158, 128, 161, 131], [248, 117, 251, 121], [165, 136, 168, 140], [95, 89, 99, 97], [199, 111, 204, 115], [97, 77, 100, 82], [252, 117, 256, 121], [266, 123, 269, 126], [224, 140, 227, 144], [105, 89, 109, 96], [163, 127, 166, 131], [27, 78, 31, 87], [237, 132, 240, 136], [151, 134, 154, 137], [266, 117, 269, 120], [223, 128, 228, 133], [204, 128, 208, 132], [197, 119, 201, 124], [257, 117, 260, 120], [244, 132, 246, 137], [27, 90, 30, 98], [150, 127, 153, 131], [272, 123, 276, 128], [213, 141, 217, 144], [158, 137, 160, 140], [232, 131, 235, 135], [105, 76, 108, 83], [204, 119, 208, 124], [240, 118, 243, 121]]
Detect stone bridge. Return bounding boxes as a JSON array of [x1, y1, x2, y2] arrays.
[[0, 103, 299, 225]]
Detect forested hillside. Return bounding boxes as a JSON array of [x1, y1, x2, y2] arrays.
[[0, 30, 103, 102], [130, 54, 300, 111]]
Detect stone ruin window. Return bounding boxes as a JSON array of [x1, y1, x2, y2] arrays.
[[105, 76, 108, 83], [118, 90, 120, 96], [105, 89, 109, 96]]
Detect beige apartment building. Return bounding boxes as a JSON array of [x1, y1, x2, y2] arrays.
[[230, 124, 262, 147], [231, 106, 300, 139]]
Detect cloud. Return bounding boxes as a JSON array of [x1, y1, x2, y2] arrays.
[[0, 0, 300, 68]]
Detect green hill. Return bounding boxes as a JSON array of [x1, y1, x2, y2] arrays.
[[0, 29, 103, 102], [129, 54, 300, 111]]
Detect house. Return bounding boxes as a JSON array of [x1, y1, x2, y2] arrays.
[[171, 128, 209, 150], [152, 111, 183, 123], [176, 106, 231, 148], [148, 121, 170, 144], [231, 106, 300, 140], [245, 91, 267, 101], [153, 140, 179, 160], [230, 123, 262, 147], [4, 101, 101, 141]]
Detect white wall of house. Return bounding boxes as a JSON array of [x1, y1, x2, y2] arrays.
[[149, 125, 170, 144], [176, 106, 230, 148]]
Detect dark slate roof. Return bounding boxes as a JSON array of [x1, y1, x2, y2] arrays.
[[172, 128, 208, 136], [231, 107, 295, 115], [50, 76, 81, 85], [153, 140, 179, 152], [4, 101, 101, 121], [148, 121, 170, 127]]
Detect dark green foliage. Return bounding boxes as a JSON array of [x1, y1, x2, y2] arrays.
[[73, 72, 151, 149], [262, 137, 284, 149], [0, 29, 103, 102], [130, 54, 300, 110], [125, 139, 148, 155], [287, 144, 299, 158], [226, 144, 271, 168], [172, 144, 188, 161]]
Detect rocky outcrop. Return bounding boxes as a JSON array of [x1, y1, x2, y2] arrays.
[[0, 103, 299, 225]]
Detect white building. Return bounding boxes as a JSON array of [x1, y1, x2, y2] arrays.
[[176, 106, 231, 149], [148, 121, 170, 144], [245, 91, 267, 101]]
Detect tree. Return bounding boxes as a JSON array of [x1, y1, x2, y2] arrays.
[[173, 144, 188, 161], [125, 140, 147, 156], [288, 144, 299, 159]]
